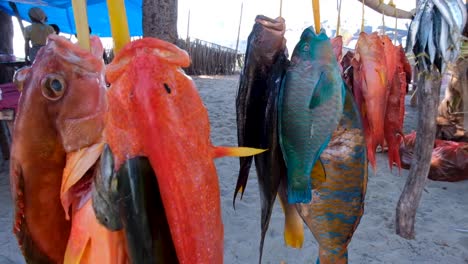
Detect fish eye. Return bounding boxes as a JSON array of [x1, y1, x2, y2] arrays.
[[41, 74, 66, 100], [303, 44, 310, 52]]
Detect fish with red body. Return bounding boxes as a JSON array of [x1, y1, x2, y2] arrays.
[[384, 45, 411, 172], [400, 131, 468, 182], [9, 34, 113, 263], [104, 37, 263, 263], [352, 32, 388, 170], [331, 36, 343, 72]]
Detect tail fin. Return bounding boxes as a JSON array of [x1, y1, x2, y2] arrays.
[[213, 146, 266, 158], [233, 157, 253, 208]]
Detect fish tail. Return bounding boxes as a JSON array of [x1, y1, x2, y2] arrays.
[[287, 184, 311, 204], [233, 157, 252, 208], [213, 146, 266, 159], [318, 247, 348, 264], [366, 137, 377, 172], [277, 195, 304, 249]]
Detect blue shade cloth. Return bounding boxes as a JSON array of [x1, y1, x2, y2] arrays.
[[0, 0, 142, 37]]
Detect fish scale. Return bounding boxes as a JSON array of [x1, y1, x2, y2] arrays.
[[279, 27, 344, 204]]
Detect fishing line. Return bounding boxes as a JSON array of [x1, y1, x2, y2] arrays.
[[361, 0, 365, 32], [336, 0, 342, 36]]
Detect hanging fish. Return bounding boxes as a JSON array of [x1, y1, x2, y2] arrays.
[[407, 0, 467, 72], [384, 46, 411, 172], [9, 34, 118, 263], [352, 32, 388, 170], [296, 90, 368, 264], [104, 37, 264, 263], [234, 15, 291, 263], [279, 27, 345, 203]]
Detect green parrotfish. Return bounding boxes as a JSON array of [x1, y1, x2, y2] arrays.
[[279, 27, 345, 203]]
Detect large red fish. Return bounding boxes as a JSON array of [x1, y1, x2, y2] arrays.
[[104, 37, 263, 263], [352, 32, 388, 170], [9, 34, 112, 263], [384, 45, 410, 172]]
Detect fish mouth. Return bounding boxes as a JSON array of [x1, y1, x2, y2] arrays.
[[92, 145, 178, 263], [255, 15, 286, 33]]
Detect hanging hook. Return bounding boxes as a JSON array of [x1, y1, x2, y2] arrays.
[[280, 0, 283, 17]]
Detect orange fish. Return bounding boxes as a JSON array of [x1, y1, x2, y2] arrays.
[[9, 34, 110, 263], [352, 32, 388, 170], [104, 37, 263, 263]]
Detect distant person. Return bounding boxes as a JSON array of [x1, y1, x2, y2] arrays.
[[50, 24, 60, 35], [24, 7, 55, 63]]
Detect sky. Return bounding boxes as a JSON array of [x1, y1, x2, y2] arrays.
[[12, 0, 416, 58]]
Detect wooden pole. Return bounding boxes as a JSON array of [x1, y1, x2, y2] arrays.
[[355, 0, 413, 19], [395, 70, 441, 239], [72, 0, 90, 50], [234, 2, 243, 55]]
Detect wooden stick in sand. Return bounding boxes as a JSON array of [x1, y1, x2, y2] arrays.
[[312, 0, 320, 34], [106, 0, 130, 54], [72, 0, 90, 50]]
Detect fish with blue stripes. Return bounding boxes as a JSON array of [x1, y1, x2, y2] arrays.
[[296, 90, 368, 264]]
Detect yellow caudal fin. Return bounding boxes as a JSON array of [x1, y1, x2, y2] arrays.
[[311, 158, 326, 187], [61, 142, 104, 220], [212, 146, 267, 159], [278, 194, 304, 248]]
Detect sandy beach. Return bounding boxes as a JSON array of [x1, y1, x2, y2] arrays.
[[1, 74, 467, 264]]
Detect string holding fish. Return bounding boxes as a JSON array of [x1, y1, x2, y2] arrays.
[[336, 0, 342, 36], [312, 0, 321, 34], [380, 0, 385, 35], [390, 1, 398, 45], [279, 0, 283, 17], [361, 0, 365, 32]]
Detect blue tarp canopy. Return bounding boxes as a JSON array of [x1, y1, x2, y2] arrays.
[[0, 0, 142, 37]]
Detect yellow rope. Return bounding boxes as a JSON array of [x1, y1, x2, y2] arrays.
[[361, 0, 365, 32], [336, 0, 342, 36], [389, 0, 398, 44], [107, 0, 130, 54], [313, 0, 321, 34]]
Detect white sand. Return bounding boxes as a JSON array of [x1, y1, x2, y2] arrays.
[[1, 75, 467, 264]]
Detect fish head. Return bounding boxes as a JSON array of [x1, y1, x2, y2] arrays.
[[105, 37, 192, 168], [252, 15, 287, 63], [14, 34, 107, 153], [290, 27, 334, 66]]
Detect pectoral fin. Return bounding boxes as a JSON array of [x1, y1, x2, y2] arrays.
[[213, 146, 266, 158], [61, 143, 104, 220], [310, 71, 336, 109], [310, 158, 326, 188]]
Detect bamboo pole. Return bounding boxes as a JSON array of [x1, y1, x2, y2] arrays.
[[106, 0, 130, 54], [72, 0, 90, 50], [235, 2, 243, 55]]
